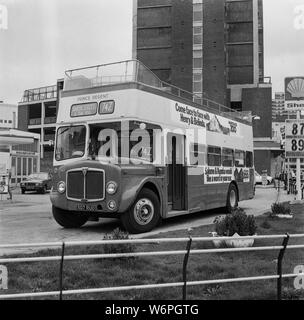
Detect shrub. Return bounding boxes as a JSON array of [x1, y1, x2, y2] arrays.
[[271, 202, 291, 216], [260, 220, 271, 230], [214, 208, 257, 237], [103, 228, 135, 256]]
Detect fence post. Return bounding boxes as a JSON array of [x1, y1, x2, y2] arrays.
[[182, 237, 193, 300], [277, 234, 290, 300], [59, 242, 65, 301]]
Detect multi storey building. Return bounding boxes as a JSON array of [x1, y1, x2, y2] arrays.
[[18, 80, 64, 171], [272, 92, 286, 120]]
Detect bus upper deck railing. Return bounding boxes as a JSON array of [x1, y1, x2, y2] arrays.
[[64, 60, 253, 124], [0, 234, 304, 300]]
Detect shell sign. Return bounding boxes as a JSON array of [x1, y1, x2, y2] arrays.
[[285, 77, 304, 111]]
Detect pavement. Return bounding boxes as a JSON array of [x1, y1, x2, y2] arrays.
[[0, 186, 296, 255]]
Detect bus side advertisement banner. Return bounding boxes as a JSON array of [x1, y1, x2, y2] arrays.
[[204, 167, 250, 184]]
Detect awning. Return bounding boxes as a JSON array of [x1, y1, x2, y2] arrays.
[[254, 140, 282, 151], [0, 129, 37, 146]]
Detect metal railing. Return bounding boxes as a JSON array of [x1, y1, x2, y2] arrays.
[[64, 60, 252, 124], [20, 85, 58, 104], [0, 234, 303, 300]]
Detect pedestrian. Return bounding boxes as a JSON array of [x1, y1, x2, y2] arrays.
[[6, 169, 12, 200], [283, 171, 288, 191]]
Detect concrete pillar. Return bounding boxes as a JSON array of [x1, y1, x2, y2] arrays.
[[41, 102, 45, 159]]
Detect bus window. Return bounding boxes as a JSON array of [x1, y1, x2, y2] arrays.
[[246, 151, 253, 168], [222, 148, 234, 167], [207, 146, 221, 167], [55, 125, 86, 161], [190, 143, 206, 166], [235, 150, 245, 168], [88, 121, 158, 163]]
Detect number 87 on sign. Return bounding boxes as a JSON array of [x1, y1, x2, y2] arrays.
[[285, 120, 304, 158]]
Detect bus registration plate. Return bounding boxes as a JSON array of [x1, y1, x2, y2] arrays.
[[77, 204, 98, 212]]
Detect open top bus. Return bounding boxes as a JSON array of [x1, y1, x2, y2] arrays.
[[51, 60, 255, 234]]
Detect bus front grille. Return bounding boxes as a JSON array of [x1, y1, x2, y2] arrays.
[[67, 169, 105, 201]]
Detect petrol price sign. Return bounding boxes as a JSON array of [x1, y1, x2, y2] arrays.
[[285, 120, 304, 158]]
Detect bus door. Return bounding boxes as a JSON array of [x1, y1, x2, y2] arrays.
[[167, 133, 186, 211]]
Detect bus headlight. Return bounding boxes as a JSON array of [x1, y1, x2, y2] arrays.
[[106, 181, 118, 195], [57, 181, 66, 194]]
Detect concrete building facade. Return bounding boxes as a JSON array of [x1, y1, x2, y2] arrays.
[[0, 102, 18, 129], [133, 0, 194, 93], [18, 80, 64, 172]]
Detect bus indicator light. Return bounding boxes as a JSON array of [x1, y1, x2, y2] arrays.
[[108, 200, 117, 211]]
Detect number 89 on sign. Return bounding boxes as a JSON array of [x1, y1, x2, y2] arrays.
[[285, 120, 304, 158]]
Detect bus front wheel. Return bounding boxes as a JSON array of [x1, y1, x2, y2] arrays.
[[121, 188, 161, 234], [52, 206, 88, 228], [226, 184, 238, 213]]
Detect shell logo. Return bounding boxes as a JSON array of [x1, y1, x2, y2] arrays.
[[287, 78, 304, 99]]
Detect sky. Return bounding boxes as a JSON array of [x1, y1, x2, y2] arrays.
[[0, 0, 304, 104]]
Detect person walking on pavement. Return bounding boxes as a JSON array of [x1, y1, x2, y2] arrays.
[[7, 169, 12, 200]]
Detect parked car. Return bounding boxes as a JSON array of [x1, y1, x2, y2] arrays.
[[20, 173, 52, 194], [254, 171, 273, 185]]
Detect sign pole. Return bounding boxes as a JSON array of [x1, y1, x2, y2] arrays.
[[296, 111, 302, 200]]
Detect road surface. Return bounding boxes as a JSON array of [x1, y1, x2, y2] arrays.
[[0, 186, 295, 255]]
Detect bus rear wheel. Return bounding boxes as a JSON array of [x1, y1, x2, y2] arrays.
[[121, 188, 161, 234], [226, 184, 238, 213], [52, 206, 88, 228]]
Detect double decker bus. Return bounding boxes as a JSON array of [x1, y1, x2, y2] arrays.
[[51, 60, 255, 234]]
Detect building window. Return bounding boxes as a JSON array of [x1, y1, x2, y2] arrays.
[[193, 2, 203, 22], [193, 0, 203, 97], [193, 34, 203, 45], [193, 26, 202, 35], [193, 58, 202, 69]]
